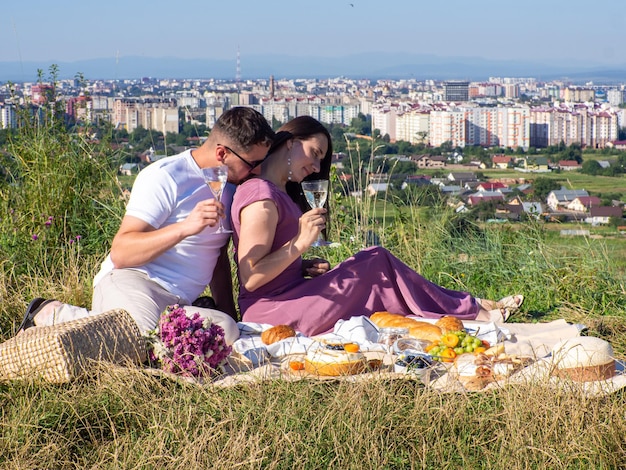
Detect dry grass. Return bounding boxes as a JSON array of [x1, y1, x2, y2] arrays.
[[1, 365, 625, 469]]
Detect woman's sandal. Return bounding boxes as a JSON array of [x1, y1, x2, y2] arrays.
[[16, 298, 54, 334], [487, 307, 513, 323], [478, 294, 524, 313], [496, 294, 524, 312]]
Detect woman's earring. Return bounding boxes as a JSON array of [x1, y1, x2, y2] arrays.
[[287, 155, 293, 182]]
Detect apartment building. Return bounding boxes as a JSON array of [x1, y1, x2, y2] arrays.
[[429, 109, 466, 147], [371, 104, 398, 141], [395, 107, 430, 144], [112, 98, 179, 134], [371, 98, 618, 150], [443, 81, 469, 102], [529, 104, 618, 148], [562, 87, 595, 102], [252, 96, 360, 126], [0, 104, 17, 129], [465, 106, 499, 147], [498, 106, 531, 150], [607, 88, 625, 107]]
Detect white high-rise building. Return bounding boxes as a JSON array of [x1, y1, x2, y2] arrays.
[[1, 104, 17, 129], [395, 107, 430, 144], [465, 106, 499, 147], [429, 109, 466, 148], [498, 106, 531, 150]]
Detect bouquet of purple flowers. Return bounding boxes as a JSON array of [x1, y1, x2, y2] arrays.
[[145, 304, 232, 377]]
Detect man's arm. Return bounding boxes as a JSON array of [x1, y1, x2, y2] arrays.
[[209, 242, 238, 321], [110, 199, 223, 269]]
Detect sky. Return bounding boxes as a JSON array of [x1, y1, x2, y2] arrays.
[[1, 0, 625, 67]]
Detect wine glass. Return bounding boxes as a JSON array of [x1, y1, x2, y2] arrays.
[[202, 165, 231, 234], [301, 179, 329, 247]]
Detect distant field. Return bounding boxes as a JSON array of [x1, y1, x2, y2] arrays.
[[482, 169, 626, 196]]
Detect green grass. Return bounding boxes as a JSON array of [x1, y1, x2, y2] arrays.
[[1, 120, 626, 468], [482, 168, 626, 196]]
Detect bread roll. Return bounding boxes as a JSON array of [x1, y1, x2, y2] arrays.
[[370, 311, 442, 342], [261, 325, 296, 345], [435, 316, 465, 334]]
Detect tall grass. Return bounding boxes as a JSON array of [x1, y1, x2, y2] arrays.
[[0, 115, 125, 331], [1, 120, 625, 468]]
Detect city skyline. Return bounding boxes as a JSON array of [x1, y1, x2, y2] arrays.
[[2, 0, 625, 81]]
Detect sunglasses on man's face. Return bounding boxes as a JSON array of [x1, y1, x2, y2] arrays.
[[220, 144, 266, 171]]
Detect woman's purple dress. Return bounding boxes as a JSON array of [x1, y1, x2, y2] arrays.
[[231, 178, 480, 336]]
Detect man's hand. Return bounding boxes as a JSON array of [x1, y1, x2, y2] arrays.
[[302, 258, 330, 277], [110, 198, 224, 269], [180, 198, 224, 235]]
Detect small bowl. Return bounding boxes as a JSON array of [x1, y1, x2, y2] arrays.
[[394, 351, 433, 375], [392, 337, 431, 355]]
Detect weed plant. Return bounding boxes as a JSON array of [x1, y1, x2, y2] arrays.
[[1, 117, 625, 468]]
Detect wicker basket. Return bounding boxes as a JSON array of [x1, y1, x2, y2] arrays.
[[0, 309, 147, 383]]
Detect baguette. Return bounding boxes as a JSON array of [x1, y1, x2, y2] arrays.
[[370, 311, 442, 342]]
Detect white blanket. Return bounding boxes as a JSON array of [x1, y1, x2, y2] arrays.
[[233, 315, 508, 366]]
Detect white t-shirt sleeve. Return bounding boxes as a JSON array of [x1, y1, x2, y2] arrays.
[[125, 164, 177, 229]]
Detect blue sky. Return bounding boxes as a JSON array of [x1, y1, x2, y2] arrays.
[[2, 0, 624, 66]]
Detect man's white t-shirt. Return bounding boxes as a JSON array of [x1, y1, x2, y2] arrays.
[[93, 150, 232, 304]]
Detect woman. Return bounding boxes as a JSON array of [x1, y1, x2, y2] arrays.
[[231, 116, 522, 336]]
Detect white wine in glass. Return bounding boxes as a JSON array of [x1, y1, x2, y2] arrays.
[[202, 165, 231, 234], [301, 179, 329, 247]]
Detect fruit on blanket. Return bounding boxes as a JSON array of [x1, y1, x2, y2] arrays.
[[289, 361, 305, 371], [343, 343, 360, 353], [370, 311, 442, 342], [442, 333, 460, 348], [428, 330, 487, 361], [439, 347, 456, 362]]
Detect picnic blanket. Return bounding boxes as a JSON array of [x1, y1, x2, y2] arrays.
[[213, 316, 626, 397]]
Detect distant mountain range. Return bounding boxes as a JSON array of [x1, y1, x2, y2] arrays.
[[2, 52, 626, 83]]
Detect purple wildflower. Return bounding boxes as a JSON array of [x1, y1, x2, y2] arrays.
[[32, 234, 39, 241]]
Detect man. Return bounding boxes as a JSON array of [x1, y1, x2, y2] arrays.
[[19, 107, 274, 344]]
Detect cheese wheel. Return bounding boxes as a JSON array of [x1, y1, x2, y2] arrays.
[[304, 345, 366, 376]]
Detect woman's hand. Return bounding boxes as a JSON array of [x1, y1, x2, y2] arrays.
[[302, 258, 330, 277], [296, 208, 326, 250]]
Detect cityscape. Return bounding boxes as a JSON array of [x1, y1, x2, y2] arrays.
[[1, 72, 626, 228], [1, 74, 625, 151]]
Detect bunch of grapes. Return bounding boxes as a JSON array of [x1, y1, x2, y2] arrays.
[[425, 330, 489, 362]]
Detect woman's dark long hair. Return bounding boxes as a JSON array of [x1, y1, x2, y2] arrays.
[[270, 116, 333, 219]]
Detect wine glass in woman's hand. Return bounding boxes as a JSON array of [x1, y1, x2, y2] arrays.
[[301, 179, 330, 246]]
